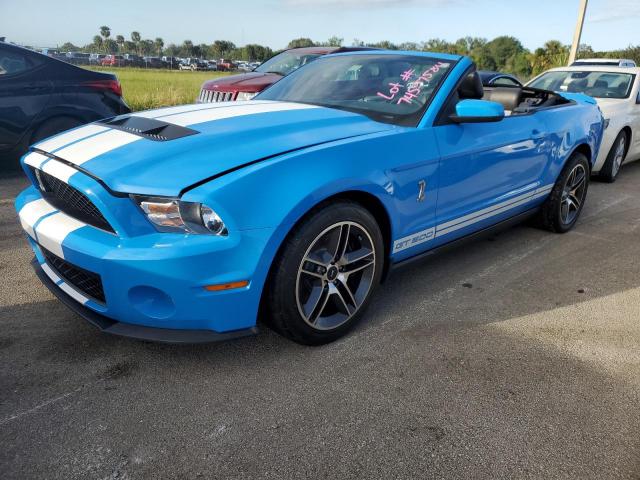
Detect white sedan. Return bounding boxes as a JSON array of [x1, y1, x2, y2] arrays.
[[527, 64, 640, 182]]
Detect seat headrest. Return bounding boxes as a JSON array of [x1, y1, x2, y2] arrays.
[[594, 79, 608, 89], [484, 87, 523, 111], [458, 71, 484, 99]]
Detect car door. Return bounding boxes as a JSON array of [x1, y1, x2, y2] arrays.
[[433, 106, 551, 244], [0, 45, 53, 154]]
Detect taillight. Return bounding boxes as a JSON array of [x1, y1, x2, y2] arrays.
[[82, 79, 123, 97]]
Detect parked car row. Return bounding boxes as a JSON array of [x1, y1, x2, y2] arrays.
[[36, 48, 262, 71]]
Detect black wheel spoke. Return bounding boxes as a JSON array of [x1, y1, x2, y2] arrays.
[[560, 163, 586, 225], [335, 278, 357, 311], [333, 224, 350, 262], [571, 169, 585, 189], [332, 285, 353, 316], [307, 285, 330, 323], [341, 248, 374, 274]]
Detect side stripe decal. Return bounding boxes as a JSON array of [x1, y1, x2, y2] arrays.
[[392, 185, 554, 253]]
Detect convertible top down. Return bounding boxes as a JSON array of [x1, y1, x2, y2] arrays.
[[15, 50, 604, 344]]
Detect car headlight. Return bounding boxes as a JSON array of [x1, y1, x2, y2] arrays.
[[132, 196, 228, 235], [236, 91, 258, 101]]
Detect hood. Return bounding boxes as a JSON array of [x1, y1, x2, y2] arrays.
[[593, 97, 627, 113], [202, 72, 281, 92], [34, 101, 396, 197], [557, 92, 598, 105]]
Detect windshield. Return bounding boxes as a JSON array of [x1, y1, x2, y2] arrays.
[[257, 54, 454, 126], [254, 50, 324, 76], [528, 70, 635, 99]]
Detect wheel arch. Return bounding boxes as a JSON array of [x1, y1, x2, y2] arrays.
[[621, 126, 632, 155], [572, 143, 593, 171], [257, 188, 394, 324]]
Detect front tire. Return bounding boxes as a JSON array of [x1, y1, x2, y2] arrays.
[[599, 130, 628, 183], [539, 152, 589, 233], [267, 201, 384, 345]]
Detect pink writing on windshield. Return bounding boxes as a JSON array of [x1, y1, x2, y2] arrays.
[[376, 62, 449, 105]]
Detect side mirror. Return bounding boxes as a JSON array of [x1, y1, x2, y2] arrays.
[[450, 99, 505, 123]]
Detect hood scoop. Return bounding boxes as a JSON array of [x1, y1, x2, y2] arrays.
[[98, 115, 199, 141]]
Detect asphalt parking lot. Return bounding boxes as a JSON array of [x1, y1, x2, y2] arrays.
[[1, 164, 639, 480]]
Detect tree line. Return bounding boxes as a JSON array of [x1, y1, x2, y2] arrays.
[[56, 27, 640, 78]]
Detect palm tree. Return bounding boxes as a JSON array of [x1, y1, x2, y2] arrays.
[[98, 26, 111, 54], [131, 31, 141, 55], [116, 35, 125, 53], [154, 37, 164, 57], [93, 35, 103, 52], [100, 26, 110, 40]]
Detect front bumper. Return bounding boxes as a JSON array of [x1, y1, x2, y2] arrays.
[[16, 180, 275, 342], [32, 258, 258, 343]]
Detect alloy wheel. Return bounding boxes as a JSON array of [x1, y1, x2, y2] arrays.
[[296, 221, 376, 330], [612, 135, 626, 177], [560, 164, 587, 225]]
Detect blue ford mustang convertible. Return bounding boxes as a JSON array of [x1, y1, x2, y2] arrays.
[[15, 51, 604, 345]]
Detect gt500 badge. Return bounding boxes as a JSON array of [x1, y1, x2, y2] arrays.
[[392, 227, 435, 253]]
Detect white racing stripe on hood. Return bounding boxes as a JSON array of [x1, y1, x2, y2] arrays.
[[35, 211, 86, 259], [23, 151, 49, 169], [131, 100, 273, 119], [36, 124, 110, 153], [18, 198, 58, 239], [41, 159, 80, 183], [37, 101, 318, 168], [156, 101, 318, 127], [52, 129, 139, 166]]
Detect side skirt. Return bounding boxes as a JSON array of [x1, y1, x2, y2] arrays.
[[387, 207, 539, 276]]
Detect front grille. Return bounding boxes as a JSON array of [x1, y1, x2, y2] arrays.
[[31, 168, 115, 233], [198, 89, 234, 103], [41, 246, 106, 304]]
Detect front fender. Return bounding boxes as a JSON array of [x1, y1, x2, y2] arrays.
[[181, 130, 412, 237]]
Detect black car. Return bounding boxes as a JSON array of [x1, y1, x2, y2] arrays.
[[143, 56, 166, 69], [0, 41, 130, 169], [478, 70, 523, 88]]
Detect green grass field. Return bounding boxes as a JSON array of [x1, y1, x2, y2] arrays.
[[87, 67, 232, 111]]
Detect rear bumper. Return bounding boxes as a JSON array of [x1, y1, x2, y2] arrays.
[[32, 257, 259, 343]]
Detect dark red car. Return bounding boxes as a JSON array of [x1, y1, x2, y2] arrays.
[[197, 46, 373, 103]]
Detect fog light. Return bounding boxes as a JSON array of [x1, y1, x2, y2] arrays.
[[128, 285, 175, 319]]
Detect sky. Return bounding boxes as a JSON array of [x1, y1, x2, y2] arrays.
[[0, 0, 638, 52]]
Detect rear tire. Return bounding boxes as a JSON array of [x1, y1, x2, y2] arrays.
[[266, 201, 384, 345], [599, 130, 628, 183], [538, 152, 589, 233]]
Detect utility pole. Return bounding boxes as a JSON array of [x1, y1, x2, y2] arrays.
[[568, 0, 588, 65]]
